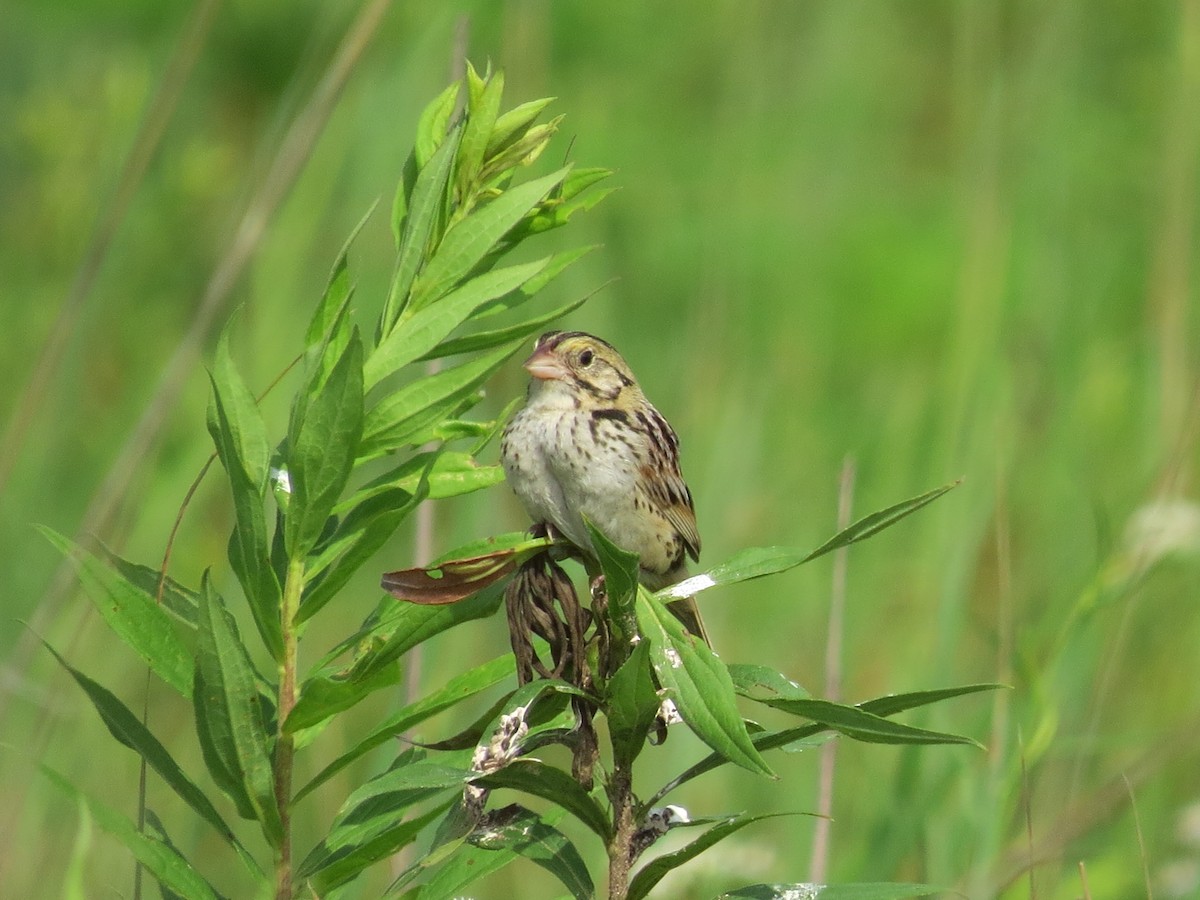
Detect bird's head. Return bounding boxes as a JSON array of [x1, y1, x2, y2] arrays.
[[523, 331, 638, 403]]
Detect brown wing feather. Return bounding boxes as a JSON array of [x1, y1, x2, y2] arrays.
[[638, 406, 701, 562]]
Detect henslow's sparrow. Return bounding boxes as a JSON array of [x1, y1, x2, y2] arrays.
[[500, 331, 708, 644]]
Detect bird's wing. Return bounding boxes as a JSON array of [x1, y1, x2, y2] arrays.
[[640, 408, 701, 561]]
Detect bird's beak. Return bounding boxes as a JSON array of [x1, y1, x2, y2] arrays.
[[523, 347, 569, 381]]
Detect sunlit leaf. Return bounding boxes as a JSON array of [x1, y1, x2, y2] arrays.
[[408, 167, 571, 311], [383, 124, 463, 332], [41, 766, 221, 900], [485, 96, 555, 157], [636, 589, 773, 777], [194, 575, 281, 846], [286, 329, 364, 560], [418, 291, 593, 361], [457, 64, 504, 194], [287, 582, 506, 732], [467, 805, 593, 900], [207, 335, 282, 658], [477, 759, 612, 841], [717, 884, 947, 900], [295, 654, 514, 802], [359, 342, 522, 461], [366, 256, 550, 389], [44, 642, 264, 877], [659, 482, 962, 603], [40, 528, 193, 696], [629, 813, 790, 900], [606, 640, 659, 766]]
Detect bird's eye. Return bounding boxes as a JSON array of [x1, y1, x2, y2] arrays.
[[579, 349, 594, 367]]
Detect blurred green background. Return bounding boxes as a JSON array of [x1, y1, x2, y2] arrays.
[[3, 1, 1200, 897]]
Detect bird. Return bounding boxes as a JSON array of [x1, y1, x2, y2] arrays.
[[500, 330, 708, 644]]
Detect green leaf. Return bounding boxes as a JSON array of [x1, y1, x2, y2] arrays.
[[194, 575, 282, 846], [747, 696, 983, 747], [635, 589, 773, 777], [485, 96, 555, 157], [408, 167, 571, 311], [391, 150, 419, 247], [457, 65, 504, 194], [414, 81, 461, 168], [585, 517, 640, 637], [208, 330, 270, 489], [306, 202, 374, 350], [383, 124, 464, 334], [467, 805, 593, 900], [93, 542, 198, 628], [295, 654, 513, 803], [365, 256, 550, 389], [39, 528, 193, 696], [359, 342, 522, 460], [284, 661, 401, 736], [658, 482, 962, 603], [287, 582, 506, 731], [477, 759, 612, 841], [45, 643, 266, 879], [477, 117, 562, 184], [629, 813, 788, 900], [307, 797, 452, 892], [300, 750, 470, 887], [606, 640, 661, 765], [41, 766, 221, 900], [729, 664, 811, 703], [418, 291, 592, 361], [858, 683, 1005, 718], [718, 884, 948, 900], [207, 336, 283, 658], [286, 329, 364, 560], [296, 486, 425, 625]]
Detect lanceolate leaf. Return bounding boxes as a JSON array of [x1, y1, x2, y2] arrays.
[[359, 342, 522, 460], [306, 200, 375, 350], [746, 696, 982, 748], [93, 542, 197, 628], [586, 518, 639, 637], [207, 337, 282, 658], [477, 759, 612, 841], [606, 640, 660, 766], [383, 124, 464, 333], [365, 256, 550, 389], [635, 589, 773, 777], [418, 291, 592, 361], [39, 528, 193, 696], [457, 64, 504, 194], [287, 583, 506, 732], [43, 642, 264, 877], [658, 481, 962, 603], [286, 329, 364, 560], [859, 683, 1005, 718], [467, 805, 594, 900], [296, 484, 425, 625], [407, 167, 571, 312], [41, 766, 221, 900], [718, 884, 947, 900], [308, 800, 451, 893], [486, 96, 555, 157], [194, 576, 282, 846], [294, 654, 514, 803], [628, 813, 790, 900]]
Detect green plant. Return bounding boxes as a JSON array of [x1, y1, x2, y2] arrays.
[[40, 66, 995, 899]]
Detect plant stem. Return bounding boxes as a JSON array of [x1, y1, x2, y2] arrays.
[[275, 558, 305, 900], [607, 758, 636, 900]]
